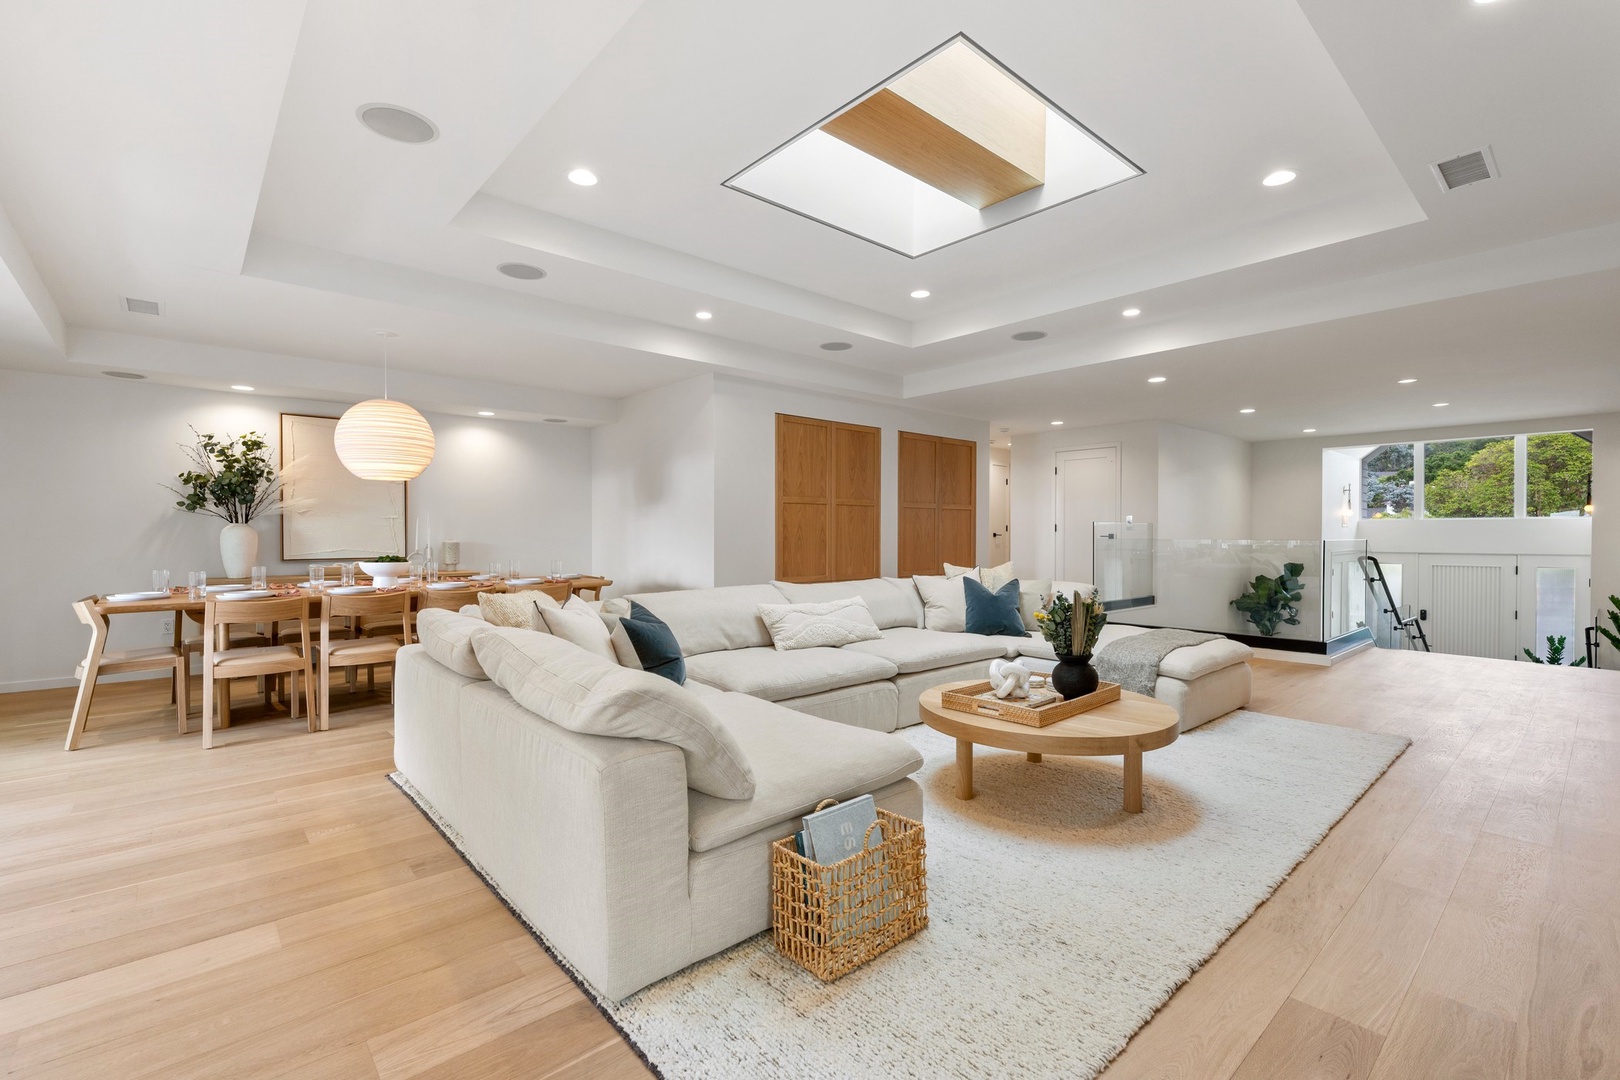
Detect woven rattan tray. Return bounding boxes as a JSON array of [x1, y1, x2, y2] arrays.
[[940, 680, 1123, 727]]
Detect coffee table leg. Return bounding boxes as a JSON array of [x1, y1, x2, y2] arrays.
[[956, 739, 974, 800], [1123, 746, 1143, 813]]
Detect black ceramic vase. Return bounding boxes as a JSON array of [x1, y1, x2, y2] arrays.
[[1051, 653, 1100, 700]]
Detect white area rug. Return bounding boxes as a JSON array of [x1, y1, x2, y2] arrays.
[[397, 710, 1408, 1080]]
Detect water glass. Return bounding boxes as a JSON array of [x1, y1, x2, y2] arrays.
[[251, 565, 268, 590], [152, 569, 170, 593], [550, 559, 563, 579], [340, 563, 356, 587], [309, 565, 326, 591], [189, 571, 207, 600], [425, 560, 439, 584], [508, 562, 520, 581]]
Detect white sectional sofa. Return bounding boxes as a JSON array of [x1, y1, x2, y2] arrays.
[[623, 577, 1253, 733]]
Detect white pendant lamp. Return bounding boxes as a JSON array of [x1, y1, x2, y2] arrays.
[[334, 330, 435, 481]]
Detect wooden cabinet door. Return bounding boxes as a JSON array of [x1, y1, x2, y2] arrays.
[[776, 414, 880, 582], [898, 432, 977, 576]]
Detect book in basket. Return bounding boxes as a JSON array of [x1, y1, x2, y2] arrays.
[[801, 795, 892, 943]]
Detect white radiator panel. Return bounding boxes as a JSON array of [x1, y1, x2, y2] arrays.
[[1427, 562, 1508, 658]]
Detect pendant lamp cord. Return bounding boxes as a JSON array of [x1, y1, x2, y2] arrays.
[[378, 330, 392, 400]]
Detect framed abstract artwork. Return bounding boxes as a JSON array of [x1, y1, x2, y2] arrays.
[[279, 413, 408, 560]]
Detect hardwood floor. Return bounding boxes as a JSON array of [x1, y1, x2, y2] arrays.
[[1, 650, 1615, 1079]]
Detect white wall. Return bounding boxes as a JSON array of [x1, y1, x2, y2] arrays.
[[0, 367, 592, 690], [590, 375, 717, 594], [1158, 423, 1252, 539], [1321, 449, 1361, 542], [710, 375, 989, 585], [1593, 413, 1620, 622], [1010, 421, 1158, 580]]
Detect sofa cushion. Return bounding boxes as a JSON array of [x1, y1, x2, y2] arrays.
[[625, 584, 787, 656], [684, 646, 898, 702], [414, 608, 489, 680], [478, 589, 560, 630], [882, 578, 928, 629], [457, 604, 484, 619], [758, 597, 883, 651], [1019, 579, 1053, 631], [471, 626, 756, 800], [843, 626, 1008, 674], [1156, 637, 1254, 681], [686, 692, 923, 852], [600, 599, 687, 684], [912, 573, 974, 633], [536, 596, 618, 664], [964, 576, 1027, 636], [773, 578, 923, 631]]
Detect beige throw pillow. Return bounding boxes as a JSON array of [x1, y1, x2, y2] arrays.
[[1019, 579, 1054, 632], [946, 561, 1015, 592], [757, 597, 884, 651], [912, 573, 971, 633], [477, 589, 561, 630], [537, 595, 618, 663], [471, 626, 756, 800]]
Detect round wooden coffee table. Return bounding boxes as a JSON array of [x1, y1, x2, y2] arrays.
[[918, 682, 1180, 813]]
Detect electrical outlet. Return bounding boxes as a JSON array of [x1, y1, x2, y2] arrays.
[[160, 618, 173, 639]]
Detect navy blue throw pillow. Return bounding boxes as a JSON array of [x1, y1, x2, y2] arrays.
[[964, 576, 1026, 636], [619, 600, 687, 684]]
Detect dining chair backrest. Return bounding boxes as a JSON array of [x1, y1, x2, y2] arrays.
[[74, 596, 108, 634], [420, 586, 482, 611], [203, 595, 311, 660], [321, 590, 414, 644]]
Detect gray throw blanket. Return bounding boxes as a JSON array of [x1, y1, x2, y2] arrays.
[[1094, 629, 1221, 697]]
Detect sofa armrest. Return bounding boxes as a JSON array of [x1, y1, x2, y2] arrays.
[[448, 682, 697, 1001]]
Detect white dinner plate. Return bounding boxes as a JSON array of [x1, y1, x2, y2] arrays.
[[105, 590, 168, 602], [218, 589, 274, 600], [469, 574, 496, 581], [204, 583, 249, 593], [426, 582, 465, 590], [506, 577, 543, 586], [328, 585, 376, 595]]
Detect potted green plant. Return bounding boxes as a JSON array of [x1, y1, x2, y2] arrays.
[[1599, 596, 1620, 668], [1035, 590, 1108, 699], [1522, 635, 1587, 667], [1231, 562, 1305, 637], [165, 428, 279, 578]]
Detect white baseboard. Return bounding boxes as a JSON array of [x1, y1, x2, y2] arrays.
[[1, 671, 167, 694]]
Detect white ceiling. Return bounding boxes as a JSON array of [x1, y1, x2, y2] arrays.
[[0, 0, 1615, 438]]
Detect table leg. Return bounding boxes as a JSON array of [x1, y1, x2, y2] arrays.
[[1026, 752, 1042, 763], [1123, 746, 1143, 813], [955, 738, 975, 800]]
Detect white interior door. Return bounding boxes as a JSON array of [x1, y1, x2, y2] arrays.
[[989, 462, 1011, 566], [1054, 446, 1120, 582], [1518, 555, 1591, 663], [1417, 554, 1519, 660]]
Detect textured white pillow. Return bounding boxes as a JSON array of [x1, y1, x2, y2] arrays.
[[537, 595, 618, 663], [414, 608, 489, 679], [471, 626, 756, 800], [757, 596, 884, 651], [940, 563, 982, 582], [1019, 579, 1054, 631], [912, 574, 971, 633], [477, 589, 561, 629]]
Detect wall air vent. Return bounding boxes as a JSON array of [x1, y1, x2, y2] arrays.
[[122, 297, 162, 315], [1430, 147, 1497, 192]]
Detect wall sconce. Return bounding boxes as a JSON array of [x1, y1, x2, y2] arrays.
[[1340, 484, 1354, 526]]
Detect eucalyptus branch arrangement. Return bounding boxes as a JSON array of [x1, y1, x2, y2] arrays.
[[165, 428, 280, 524], [1035, 590, 1107, 657]]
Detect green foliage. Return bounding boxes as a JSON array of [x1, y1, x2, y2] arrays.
[[370, 555, 408, 563], [164, 428, 278, 524], [1425, 438, 1514, 518], [1362, 444, 1414, 516], [1523, 634, 1587, 667], [1525, 432, 1592, 516], [1035, 590, 1107, 657], [1232, 562, 1305, 637], [1599, 596, 1620, 657]]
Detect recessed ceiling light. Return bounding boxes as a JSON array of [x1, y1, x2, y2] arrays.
[[1262, 170, 1297, 187], [1050, 420, 1064, 426], [820, 341, 853, 351], [1147, 376, 1167, 383], [102, 370, 146, 380], [567, 168, 598, 186], [230, 385, 255, 392], [1240, 408, 1256, 414], [497, 262, 547, 280], [695, 311, 713, 320], [357, 104, 438, 144], [1011, 330, 1047, 341], [1433, 402, 1450, 407], [543, 418, 568, 424], [477, 411, 495, 417], [910, 289, 931, 299], [1122, 308, 1141, 318], [1303, 428, 1317, 433], [1472, 0, 1503, 5], [1398, 378, 1417, 384]]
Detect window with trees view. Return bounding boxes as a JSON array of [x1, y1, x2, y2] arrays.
[[1360, 431, 1591, 520]]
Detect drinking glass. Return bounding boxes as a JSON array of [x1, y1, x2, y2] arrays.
[[550, 559, 563, 580], [425, 560, 438, 585], [251, 566, 268, 590], [309, 565, 326, 591], [508, 561, 520, 581], [152, 569, 170, 593], [340, 563, 356, 587], [189, 571, 207, 599]]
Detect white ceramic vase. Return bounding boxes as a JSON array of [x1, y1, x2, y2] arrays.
[[220, 523, 259, 579]]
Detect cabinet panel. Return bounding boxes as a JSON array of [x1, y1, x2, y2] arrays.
[[776, 414, 880, 583], [898, 432, 976, 577]]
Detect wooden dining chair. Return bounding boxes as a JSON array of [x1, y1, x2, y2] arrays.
[[201, 595, 314, 749], [65, 597, 188, 751], [315, 590, 414, 730], [419, 585, 483, 612], [174, 608, 270, 710]]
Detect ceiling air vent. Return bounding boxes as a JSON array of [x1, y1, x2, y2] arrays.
[[122, 297, 162, 315], [1431, 147, 1498, 192]]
